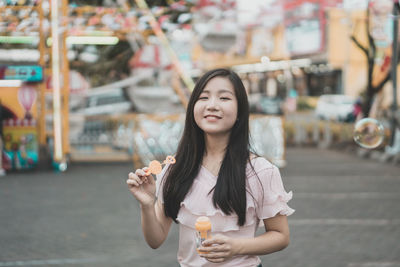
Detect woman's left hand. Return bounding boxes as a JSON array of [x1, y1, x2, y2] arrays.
[[198, 234, 239, 263]]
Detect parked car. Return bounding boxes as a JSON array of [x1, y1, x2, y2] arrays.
[[315, 94, 355, 121], [257, 96, 283, 115]]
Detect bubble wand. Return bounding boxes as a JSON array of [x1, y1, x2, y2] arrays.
[[145, 155, 176, 175]]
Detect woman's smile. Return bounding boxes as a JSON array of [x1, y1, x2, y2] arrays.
[[204, 114, 222, 122]]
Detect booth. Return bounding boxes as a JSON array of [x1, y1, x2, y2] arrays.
[[0, 82, 39, 170]]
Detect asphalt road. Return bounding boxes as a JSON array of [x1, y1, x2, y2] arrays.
[[0, 147, 399, 267]]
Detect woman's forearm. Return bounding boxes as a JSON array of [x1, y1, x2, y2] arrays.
[[140, 203, 170, 249], [234, 231, 290, 256]]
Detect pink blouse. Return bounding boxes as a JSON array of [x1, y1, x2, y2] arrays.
[[156, 157, 294, 267]]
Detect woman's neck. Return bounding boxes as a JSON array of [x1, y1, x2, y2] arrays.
[[202, 134, 229, 176], [204, 133, 229, 157]]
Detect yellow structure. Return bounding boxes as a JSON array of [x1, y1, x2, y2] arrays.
[[0, 87, 37, 119], [191, 24, 289, 71], [327, 8, 400, 108]]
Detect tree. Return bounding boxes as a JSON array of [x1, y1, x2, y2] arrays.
[[350, 0, 397, 117]]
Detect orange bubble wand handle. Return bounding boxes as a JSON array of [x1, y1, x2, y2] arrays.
[[145, 155, 176, 175]]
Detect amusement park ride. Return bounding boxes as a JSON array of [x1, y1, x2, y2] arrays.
[[0, 0, 194, 171]]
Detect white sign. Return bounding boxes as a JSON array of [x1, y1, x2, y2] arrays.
[[286, 20, 322, 55], [343, 0, 368, 10]]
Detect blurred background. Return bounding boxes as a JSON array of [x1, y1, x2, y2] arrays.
[[0, 0, 400, 266], [0, 0, 399, 169]]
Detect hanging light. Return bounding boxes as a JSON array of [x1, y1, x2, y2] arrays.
[[46, 36, 119, 46]]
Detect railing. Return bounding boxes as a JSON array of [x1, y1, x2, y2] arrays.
[[69, 113, 286, 167]]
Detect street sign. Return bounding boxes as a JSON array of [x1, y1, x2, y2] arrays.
[[0, 65, 43, 82]]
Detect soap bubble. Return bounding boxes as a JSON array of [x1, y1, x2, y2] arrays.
[[353, 118, 385, 149]]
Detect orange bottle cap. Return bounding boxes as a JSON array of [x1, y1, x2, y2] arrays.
[[195, 216, 211, 231]]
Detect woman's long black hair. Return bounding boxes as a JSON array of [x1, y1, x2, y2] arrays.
[[162, 68, 251, 226]]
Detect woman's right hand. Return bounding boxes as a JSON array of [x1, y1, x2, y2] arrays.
[[126, 168, 156, 207]]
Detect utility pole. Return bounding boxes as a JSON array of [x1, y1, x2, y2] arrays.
[[50, 0, 63, 163], [390, 0, 399, 146]]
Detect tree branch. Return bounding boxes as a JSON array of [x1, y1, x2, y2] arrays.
[[350, 35, 368, 56], [366, 3, 376, 58], [373, 72, 391, 94]]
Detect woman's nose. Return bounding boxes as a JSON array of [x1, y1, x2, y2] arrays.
[[206, 97, 219, 110]]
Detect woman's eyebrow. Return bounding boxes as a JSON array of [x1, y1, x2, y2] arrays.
[[202, 89, 234, 94], [218, 89, 234, 95]]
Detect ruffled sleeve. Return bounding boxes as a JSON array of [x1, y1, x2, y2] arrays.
[[248, 158, 294, 220]]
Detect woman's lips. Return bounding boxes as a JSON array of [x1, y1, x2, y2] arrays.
[[204, 115, 221, 121]]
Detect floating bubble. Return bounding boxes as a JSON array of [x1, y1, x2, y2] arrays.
[[353, 118, 385, 149]]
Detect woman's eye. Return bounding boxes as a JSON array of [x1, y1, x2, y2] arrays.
[[220, 97, 231, 100], [198, 96, 208, 100]]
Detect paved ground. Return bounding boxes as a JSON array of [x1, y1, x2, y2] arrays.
[[0, 147, 399, 267]]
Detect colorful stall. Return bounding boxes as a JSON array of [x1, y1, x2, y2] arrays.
[[0, 82, 39, 171]]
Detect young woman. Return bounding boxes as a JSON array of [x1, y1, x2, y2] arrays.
[[127, 68, 294, 267]]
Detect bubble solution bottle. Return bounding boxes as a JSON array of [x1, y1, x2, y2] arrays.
[[195, 216, 211, 254]]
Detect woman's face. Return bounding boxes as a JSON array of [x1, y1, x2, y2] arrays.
[[193, 76, 238, 137]]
